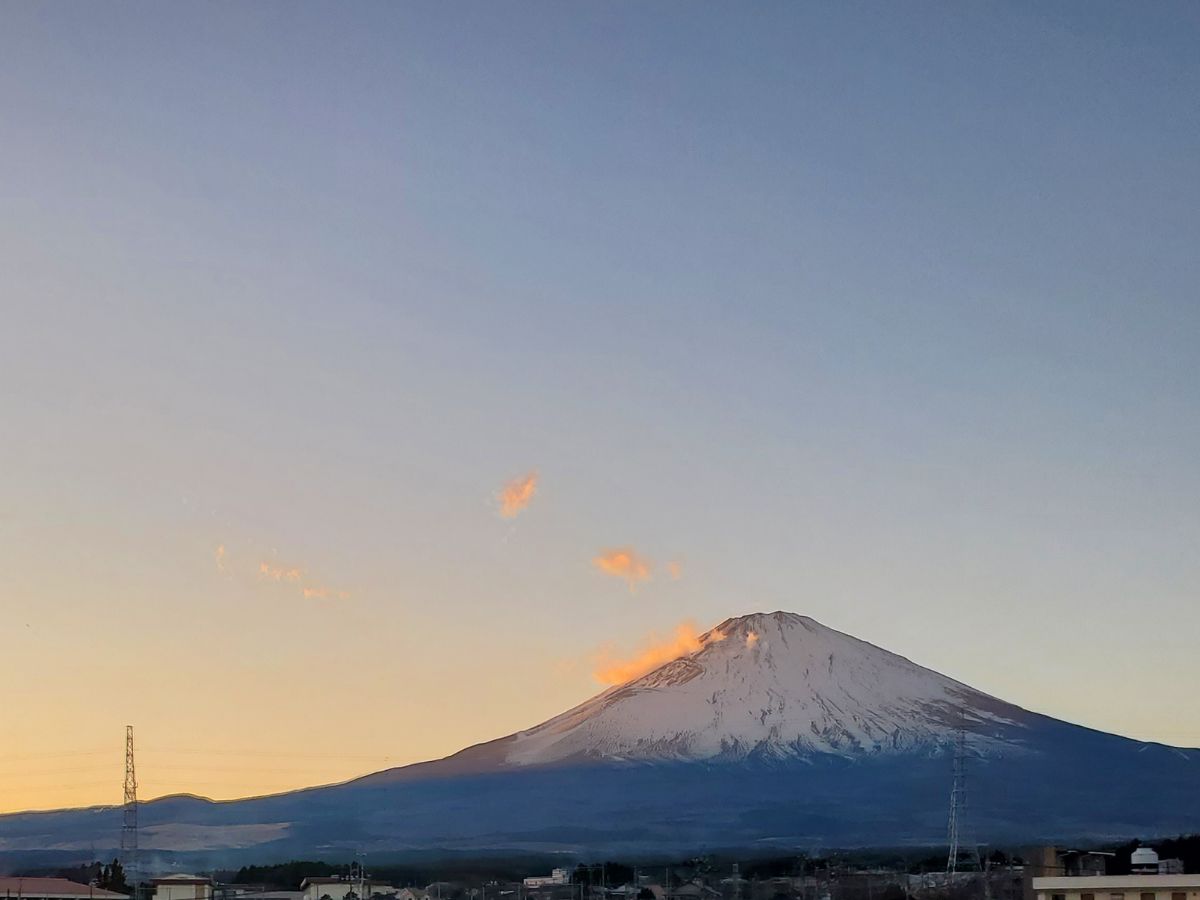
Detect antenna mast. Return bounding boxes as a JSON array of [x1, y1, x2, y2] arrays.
[[121, 725, 139, 882], [946, 715, 967, 874]]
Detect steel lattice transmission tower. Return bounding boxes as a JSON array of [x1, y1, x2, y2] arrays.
[[121, 726, 138, 880], [946, 715, 968, 874]]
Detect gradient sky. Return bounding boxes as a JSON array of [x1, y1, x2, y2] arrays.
[[2, 1, 1199, 814]]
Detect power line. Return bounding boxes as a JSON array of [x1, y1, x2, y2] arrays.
[[1, 781, 116, 793], [0, 749, 117, 760], [140, 747, 404, 761], [0, 765, 119, 776]]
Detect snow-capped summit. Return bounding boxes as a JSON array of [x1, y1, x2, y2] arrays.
[[501, 611, 1032, 765]]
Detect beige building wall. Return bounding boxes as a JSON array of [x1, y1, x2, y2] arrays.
[[154, 882, 213, 900], [1034, 875, 1200, 900]]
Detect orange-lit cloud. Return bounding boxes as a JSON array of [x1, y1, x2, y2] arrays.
[[593, 621, 725, 685], [257, 559, 348, 602], [592, 547, 653, 591], [498, 470, 538, 518], [259, 562, 303, 583], [746, 631, 759, 648], [666, 560, 683, 580], [214, 544, 227, 573]]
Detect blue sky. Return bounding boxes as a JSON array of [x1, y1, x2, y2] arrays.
[[1, 1, 1198, 810]]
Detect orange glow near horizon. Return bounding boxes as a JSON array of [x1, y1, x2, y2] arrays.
[[0, 745, 411, 815]]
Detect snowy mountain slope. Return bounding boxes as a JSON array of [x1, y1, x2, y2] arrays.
[[4, 611, 1199, 864], [498, 612, 1032, 765]]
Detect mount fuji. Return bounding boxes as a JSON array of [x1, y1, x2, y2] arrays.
[[3, 612, 1198, 865], [430, 612, 1033, 768]]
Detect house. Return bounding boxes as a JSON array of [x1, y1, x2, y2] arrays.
[[668, 884, 721, 900], [153, 877, 214, 900], [299, 879, 395, 900], [0, 877, 128, 900], [523, 873, 571, 890]]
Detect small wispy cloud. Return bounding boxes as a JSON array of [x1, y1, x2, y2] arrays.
[[212, 539, 349, 602], [592, 547, 653, 592], [592, 621, 722, 685], [666, 560, 683, 580], [244, 555, 349, 602], [259, 562, 303, 583], [498, 470, 539, 518]]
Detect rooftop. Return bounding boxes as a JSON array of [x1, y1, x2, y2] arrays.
[[1033, 876, 1200, 889], [299, 880, 393, 890], [0, 877, 129, 900]]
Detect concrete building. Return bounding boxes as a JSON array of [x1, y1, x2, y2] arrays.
[[0, 878, 128, 900], [1032, 874, 1200, 900]]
